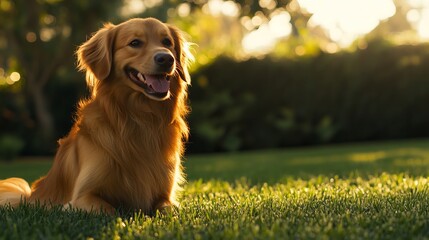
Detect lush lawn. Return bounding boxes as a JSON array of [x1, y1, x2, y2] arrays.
[[1, 139, 429, 239]]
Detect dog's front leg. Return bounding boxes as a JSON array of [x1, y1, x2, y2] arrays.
[[68, 169, 115, 214], [66, 137, 115, 214]]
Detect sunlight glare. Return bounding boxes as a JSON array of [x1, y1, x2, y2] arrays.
[[5, 77, 13, 85], [269, 12, 292, 38], [121, 0, 146, 16], [144, 0, 162, 8], [242, 10, 292, 54], [417, 9, 429, 39], [177, 3, 191, 17], [407, 9, 421, 23], [241, 16, 254, 30], [407, 0, 429, 40], [222, 1, 240, 17], [203, 0, 240, 17], [407, 0, 429, 8], [10, 72, 20, 82], [298, 0, 396, 46], [251, 14, 265, 27], [26, 32, 37, 43], [259, 0, 277, 10], [0, 69, 19, 86], [40, 28, 55, 42], [242, 25, 276, 54]]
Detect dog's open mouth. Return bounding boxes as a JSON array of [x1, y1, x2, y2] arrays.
[[125, 67, 170, 100]]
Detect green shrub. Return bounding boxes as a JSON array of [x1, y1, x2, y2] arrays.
[[188, 41, 429, 152]]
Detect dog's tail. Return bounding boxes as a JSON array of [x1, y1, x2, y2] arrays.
[[0, 178, 31, 207]]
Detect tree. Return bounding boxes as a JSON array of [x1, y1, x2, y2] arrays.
[[0, 0, 122, 152]]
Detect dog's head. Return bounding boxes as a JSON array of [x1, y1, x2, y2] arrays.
[[77, 18, 192, 101]]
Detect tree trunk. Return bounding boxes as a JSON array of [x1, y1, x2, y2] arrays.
[[28, 83, 56, 152]]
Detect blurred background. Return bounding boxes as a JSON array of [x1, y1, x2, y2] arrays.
[[0, 0, 429, 159]]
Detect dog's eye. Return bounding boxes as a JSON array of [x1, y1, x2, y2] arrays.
[[129, 39, 142, 48], [162, 38, 172, 47]]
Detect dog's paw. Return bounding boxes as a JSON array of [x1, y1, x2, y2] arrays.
[[152, 202, 179, 216], [63, 201, 115, 214]]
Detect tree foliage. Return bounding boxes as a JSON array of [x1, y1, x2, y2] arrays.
[[0, 0, 123, 152]]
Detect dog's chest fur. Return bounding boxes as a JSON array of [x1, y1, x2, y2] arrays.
[[78, 98, 181, 210]]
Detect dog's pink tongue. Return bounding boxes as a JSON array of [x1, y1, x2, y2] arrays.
[[145, 75, 170, 93]]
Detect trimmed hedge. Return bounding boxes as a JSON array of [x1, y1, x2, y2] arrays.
[[187, 41, 429, 153]]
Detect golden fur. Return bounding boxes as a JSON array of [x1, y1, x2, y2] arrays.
[[0, 18, 192, 214]]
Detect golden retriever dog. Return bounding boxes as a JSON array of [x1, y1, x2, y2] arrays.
[[0, 18, 192, 214]]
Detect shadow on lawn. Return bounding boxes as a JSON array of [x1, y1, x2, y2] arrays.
[[0, 202, 116, 239], [185, 139, 429, 184]]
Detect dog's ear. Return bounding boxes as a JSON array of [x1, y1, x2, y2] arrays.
[[77, 23, 117, 87], [168, 25, 193, 84]]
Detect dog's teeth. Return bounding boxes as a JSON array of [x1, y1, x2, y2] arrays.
[[137, 73, 146, 83]]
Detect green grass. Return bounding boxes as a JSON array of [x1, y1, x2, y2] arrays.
[[1, 139, 429, 239]]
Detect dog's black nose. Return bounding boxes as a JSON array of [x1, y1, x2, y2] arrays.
[[154, 53, 174, 69]]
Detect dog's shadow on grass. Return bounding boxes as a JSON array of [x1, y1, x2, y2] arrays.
[[0, 204, 107, 238], [1, 202, 170, 239]]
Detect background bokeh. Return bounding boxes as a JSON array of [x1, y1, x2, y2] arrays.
[[0, 0, 429, 158]]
